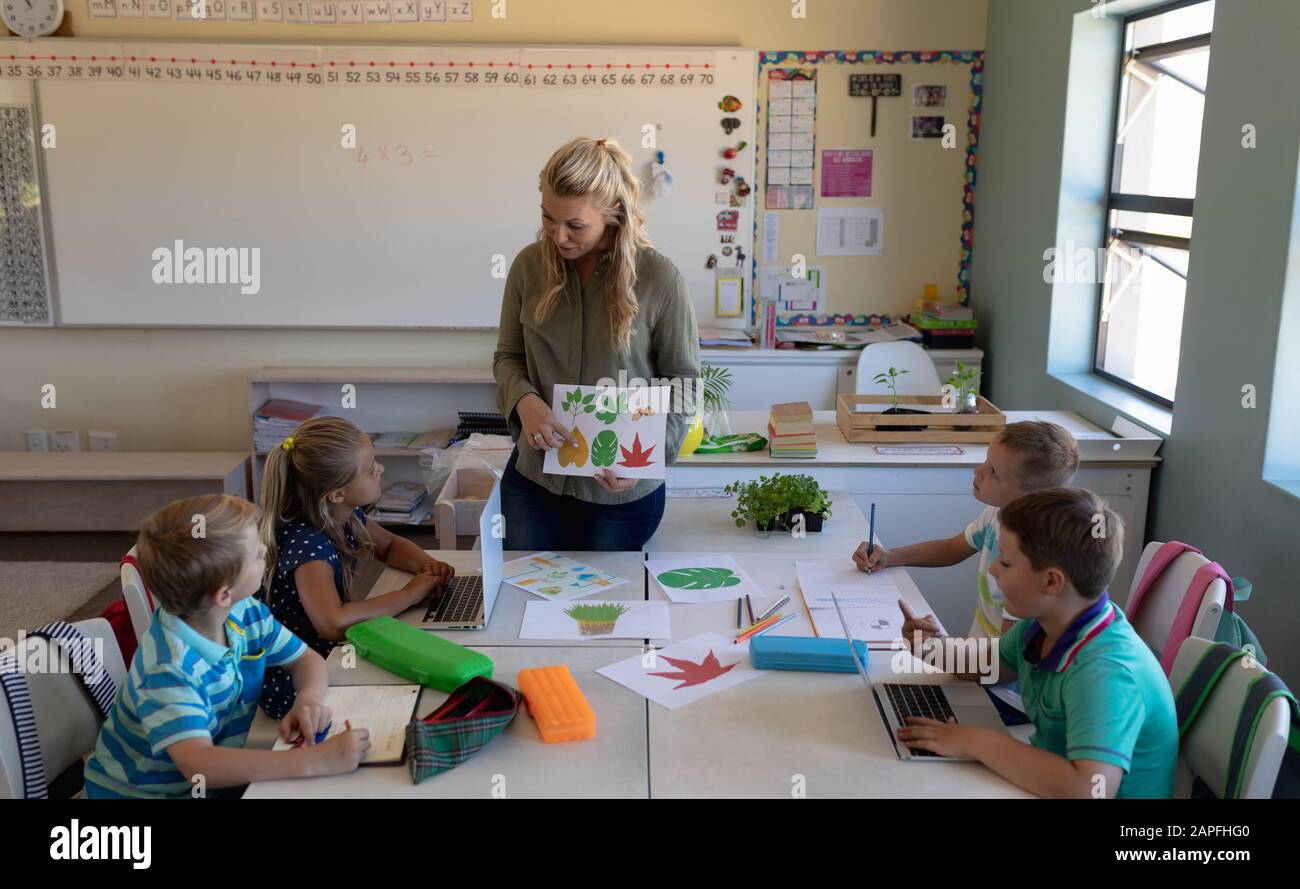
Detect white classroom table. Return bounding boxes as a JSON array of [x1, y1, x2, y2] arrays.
[[245, 547, 1030, 799], [646, 490, 869, 554], [671, 409, 1159, 632]]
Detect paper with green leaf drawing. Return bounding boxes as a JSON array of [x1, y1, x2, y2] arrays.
[[542, 385, 671, 480], [647, 554, 766, 603], [501, 551, 629, 602], [519, 600, 671, 640]]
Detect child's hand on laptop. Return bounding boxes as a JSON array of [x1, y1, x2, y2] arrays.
[[402, 570, 445, 607], [852, 541, 891, 573], [896, 716, 973, 758], [419, 557, 455, 583], [899, 600, 941, 649]]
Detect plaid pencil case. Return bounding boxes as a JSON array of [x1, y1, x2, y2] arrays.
[[406, 676, 521, 783]]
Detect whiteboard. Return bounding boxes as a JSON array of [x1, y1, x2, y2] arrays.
[[34, 43, 756, 328]]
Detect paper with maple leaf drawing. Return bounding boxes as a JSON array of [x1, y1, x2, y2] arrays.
[[597, 632, 765, 709], [542, 384, 671, 480]]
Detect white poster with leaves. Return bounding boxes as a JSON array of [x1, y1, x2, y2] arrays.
[[541, 385, 670, 480]]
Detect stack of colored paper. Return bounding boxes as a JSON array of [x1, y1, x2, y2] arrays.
[[767, 401, 817, 458]]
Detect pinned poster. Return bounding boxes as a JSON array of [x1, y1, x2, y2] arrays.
[[597, 632, 765, 710], [542, 385, 670, 480], [821, 149, 873, 198]]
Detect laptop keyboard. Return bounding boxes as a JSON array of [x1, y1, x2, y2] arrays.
[[423, 574, 483, 624], [882, 684, 957, 757]]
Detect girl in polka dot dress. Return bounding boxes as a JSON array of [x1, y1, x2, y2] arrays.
[[257, 416, 454, 719]]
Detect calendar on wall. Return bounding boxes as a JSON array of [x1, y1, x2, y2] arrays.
[[0, 105, 52, 326]]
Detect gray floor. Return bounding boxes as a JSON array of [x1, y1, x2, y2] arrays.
[[0, 527, 444, 623]]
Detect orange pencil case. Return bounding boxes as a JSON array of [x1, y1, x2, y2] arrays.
[[517, 664, 596, 743]]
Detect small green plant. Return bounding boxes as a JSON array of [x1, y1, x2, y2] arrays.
[[780, 473, 833, 519], [725, 473, 794, 533], [946, 361, 980, 413], [872, 366, 910, 411], [563, 602, 630, 636]]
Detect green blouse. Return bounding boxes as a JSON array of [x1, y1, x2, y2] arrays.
[[493, 241, 701, 505]]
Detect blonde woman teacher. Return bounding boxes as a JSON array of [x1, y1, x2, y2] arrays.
[[493, 137, 700, 551]]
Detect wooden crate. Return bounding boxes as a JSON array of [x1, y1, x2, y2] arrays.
[[836, 394, 1006, 443], [434, 466, 497, 550]]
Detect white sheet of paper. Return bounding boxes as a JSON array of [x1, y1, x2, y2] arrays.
[[767, 166, 792, 185], [816, 208, 885, 256], [791, 133, 815, 150], [790, 166, 814, 185], [791, 97, 816, 115], [648, 554, 766, 604], [597, 632, 765, 710], [792, 149, 815, 168], [767, 132, 792, 150], [792, 81, 815, 98], [795, 561, 918, 643], [769, 114, 792, 133], [762, 211, 780, 262], [769, 79, 793, 98], [520, 599, 670, 641], [768, 149, 792, 167], [541, 385, 669, 480], [502, 551, 629, 601], [768, 97, 792, 116], [271, 684, 419, 764], [791, 114, 815, 133]]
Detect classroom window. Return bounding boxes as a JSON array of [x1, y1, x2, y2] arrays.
[[1094, 0, 1214, 407]]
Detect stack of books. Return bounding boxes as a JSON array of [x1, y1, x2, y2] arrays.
[[253, 399, 326, 453], [370, 482, 433, 524], [446, 412, 509, 446], [370, 431, 445, 450], [698, 327, 754, 350], [911, 300, 977, 349], [767, 401, 818, 459]]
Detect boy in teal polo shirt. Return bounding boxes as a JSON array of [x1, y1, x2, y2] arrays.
[[85, 494, 371, 799], [896, 488, 1178, 798]]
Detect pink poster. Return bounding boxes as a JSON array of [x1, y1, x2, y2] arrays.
[[821, 149, 873, 198]]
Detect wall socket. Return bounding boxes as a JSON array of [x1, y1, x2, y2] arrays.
[[26, 429, 49, 452], [51, 430, 81, 452], [88, 430, 118, 452]]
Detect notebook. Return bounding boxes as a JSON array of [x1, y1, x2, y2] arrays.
[[271, 684, 421, 765]]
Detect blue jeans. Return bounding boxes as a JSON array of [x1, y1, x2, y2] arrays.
[[501, 449, 666, 551]]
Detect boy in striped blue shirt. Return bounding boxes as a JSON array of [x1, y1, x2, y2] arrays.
[[85, 495, 370, 799]]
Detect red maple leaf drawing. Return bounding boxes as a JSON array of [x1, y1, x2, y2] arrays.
[[647, 650, 736, 689], [617, 432, 657, 468]]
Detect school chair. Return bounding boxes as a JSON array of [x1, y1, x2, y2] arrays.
[[1123, 541, 1227, 668], [853, 341, 943, 396], [1169, 636, 1293, 799], [119, 545, 156, 644], [0, 618, 126, 799]]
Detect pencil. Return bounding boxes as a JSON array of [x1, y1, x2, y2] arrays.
[[745, 594, 755, 624], [758, 595, 790, 622], [736, 597, 743, 629], [753, 612, 794, 637], [866, 502, 877, 573], [734, 612, 782, 643]]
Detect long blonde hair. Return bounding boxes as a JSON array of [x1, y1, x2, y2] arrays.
[[259, 416, 374, 594], [536, 136, 653, 351]]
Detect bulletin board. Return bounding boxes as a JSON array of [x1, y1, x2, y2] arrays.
[[750, 49, 984, 327]]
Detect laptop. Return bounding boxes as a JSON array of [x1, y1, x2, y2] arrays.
[[830, 592, 1008, 762], [415, 476, 503, 630]]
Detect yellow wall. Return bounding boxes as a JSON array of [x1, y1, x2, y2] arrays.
[[0, 0, 985, 452]]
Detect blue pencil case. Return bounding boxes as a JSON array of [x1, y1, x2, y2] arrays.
[[749, 635, 869, 673]]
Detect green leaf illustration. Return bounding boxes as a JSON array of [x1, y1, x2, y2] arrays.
[[591, 429, 619, 467], [656, 567, 743, 590]]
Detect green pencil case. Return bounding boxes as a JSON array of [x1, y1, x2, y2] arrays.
[[345, 616, 493, 692]]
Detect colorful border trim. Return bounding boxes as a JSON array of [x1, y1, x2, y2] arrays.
[[753, 49, 984, 325]]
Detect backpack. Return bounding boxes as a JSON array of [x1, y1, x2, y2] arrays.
[[1125, 541, 1266, 676], [1174, 641, 1299, 799]]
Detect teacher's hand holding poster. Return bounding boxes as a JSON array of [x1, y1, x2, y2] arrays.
[[542, 384, 670, 481]]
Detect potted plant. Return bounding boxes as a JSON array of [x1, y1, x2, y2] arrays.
[[946, 361, 980, 414], [725, 473, 791, 536], [779, 473, 833, 532], [701, 363, 734, 437], [872, 366, 926, 432]]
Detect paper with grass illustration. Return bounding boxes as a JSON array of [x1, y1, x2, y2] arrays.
[[646, 554, 766, 603], [502, 551, 629, 602], [519, 600, 671, 640], [597, 632, 765, 710], [542, 385, 671, 480]]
